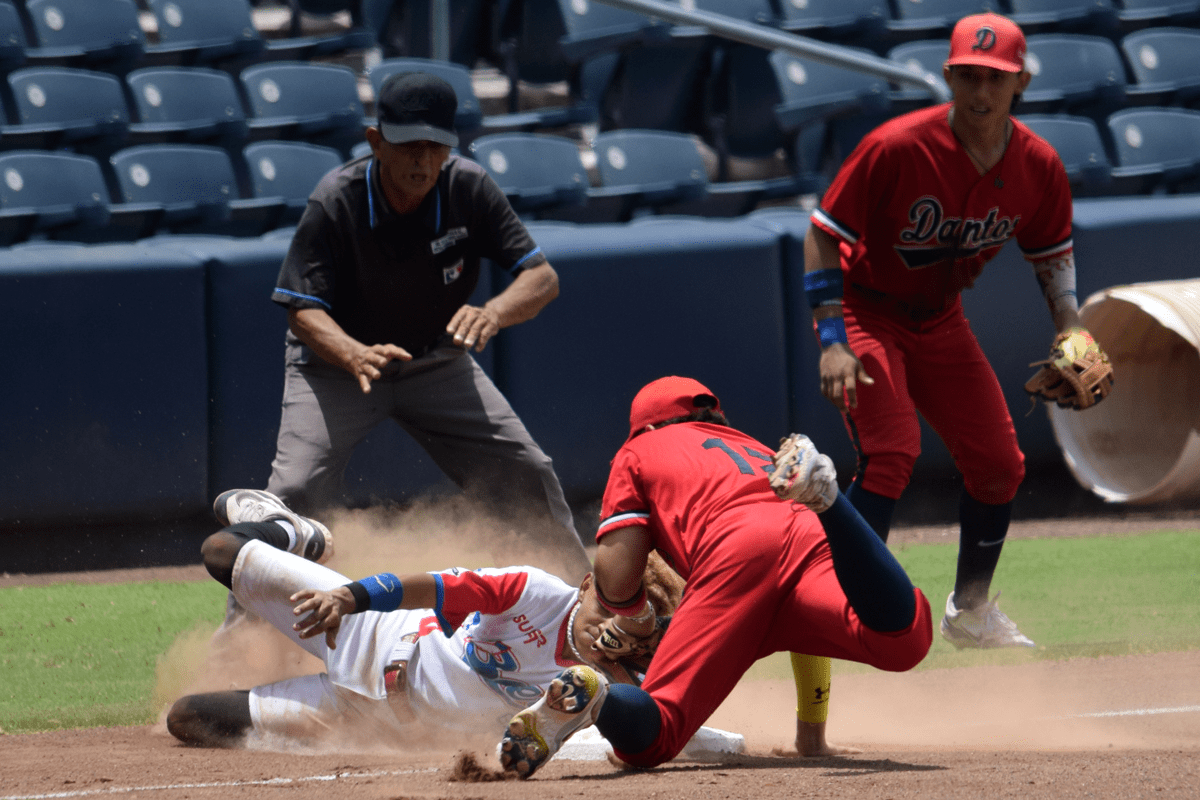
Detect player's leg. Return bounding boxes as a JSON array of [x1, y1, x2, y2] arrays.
[[166, 691, 252, 747], [389, 348, 590, 582], [907, 315, 1032, 648], [266, 361, 390, 515], [788, 653, 861, 757], [839, 307, 922, 543]]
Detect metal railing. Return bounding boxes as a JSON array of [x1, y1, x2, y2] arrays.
[[593, 0, 951, 102]]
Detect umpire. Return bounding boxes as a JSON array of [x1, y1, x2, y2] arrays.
[[266, 71, 590, 581]]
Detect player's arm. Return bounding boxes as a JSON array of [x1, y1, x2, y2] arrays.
[[1028, 250, 1083, 333], [289, 308, 413, 394], [803, 225, 873, 411], [593, 524, 657, 640], [446, 261, 559, 352], [290, 572, 439, 649]]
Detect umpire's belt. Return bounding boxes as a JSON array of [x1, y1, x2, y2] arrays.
[[384, 660, 417, 724], [848, 283, 946, 323]]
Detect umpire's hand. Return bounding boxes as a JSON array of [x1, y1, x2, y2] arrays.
[[446, 304, 501, 352]]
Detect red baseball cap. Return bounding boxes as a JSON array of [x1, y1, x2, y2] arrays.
[[627, 376, 720, 441], [946, 13, 1026, 73]]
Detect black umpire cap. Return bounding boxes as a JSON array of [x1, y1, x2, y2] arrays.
[[376, 72, 459, 148]]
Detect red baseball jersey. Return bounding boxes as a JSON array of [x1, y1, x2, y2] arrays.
[[596, 422, 817, 579], [811, 104, 1074, 313]]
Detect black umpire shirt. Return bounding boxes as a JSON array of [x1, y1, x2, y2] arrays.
[[272, 152, 547, 359]]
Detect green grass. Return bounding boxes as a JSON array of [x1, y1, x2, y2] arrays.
[[1, 530, 1197, 733], [0, 581, 226, 733]]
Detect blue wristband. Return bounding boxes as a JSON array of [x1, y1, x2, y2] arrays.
[[816, 316, 848, 348], [803, 268, 844, 309], [360, 572, 404, 612]]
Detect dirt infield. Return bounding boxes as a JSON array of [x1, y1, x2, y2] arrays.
[[2, 512, 1198, 800]]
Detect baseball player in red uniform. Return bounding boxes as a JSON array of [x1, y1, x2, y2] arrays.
[[802, 12, 1106, 652], [495, 377, 933, 777]]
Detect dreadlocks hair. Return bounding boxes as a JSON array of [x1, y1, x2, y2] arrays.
[[649, 408, 730, 430]]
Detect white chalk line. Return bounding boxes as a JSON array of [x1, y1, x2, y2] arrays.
[[0, 767, 438, 800], [1065, 704, 1200, 719]]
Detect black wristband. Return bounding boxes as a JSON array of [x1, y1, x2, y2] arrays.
[[345, 581, 371, 613]]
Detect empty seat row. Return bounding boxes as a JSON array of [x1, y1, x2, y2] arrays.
[[0, 60, 367, 157], [0, 140, 342, 244], [0, 0, 374, 75]]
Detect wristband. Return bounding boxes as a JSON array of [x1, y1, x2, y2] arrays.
[[349, 572, 404, 612], [803, 268, 844, 309], [596, 583, 648, 617], [816, 316, 848, 348]]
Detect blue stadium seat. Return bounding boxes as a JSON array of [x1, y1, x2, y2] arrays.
[[0, 150, 110, 243], [242, 140, 343, 225], [1007, 0, 1120, 34], [125, 67, 250, 146], [0, 2, 27, 75], [239, 61, 367, 155], [21, 0, 145, 73], [886, 39, 951, 112], [109, 143, 286, 235], [773, 0, 890, 46], [370, 0, 487, 66], [1020, 34, 1129, 115], [884, 0, 999, 43], [552, 0, 664, 63], [1106, 107, 1200, 193], [144, 0, 267, 66], [1120, 27, 1200, 107], [2, 66, 129, 151], [467, 132, 593, 220], [1018, 114, 1118, 195], [273, 0, 375, 58], [1114, 0, 1200, 29]]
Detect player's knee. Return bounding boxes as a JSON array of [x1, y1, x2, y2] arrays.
[[964, 458, 1025, 505], [200, 531, 244, 588]]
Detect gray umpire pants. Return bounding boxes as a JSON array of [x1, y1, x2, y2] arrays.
[[266, 341, 590, 581]]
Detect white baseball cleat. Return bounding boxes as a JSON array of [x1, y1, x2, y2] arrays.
[[212, 489, 333, 564], [499, 665, 609, 779], [769, 433, 838, 513], [940, 591, 1035, 649]]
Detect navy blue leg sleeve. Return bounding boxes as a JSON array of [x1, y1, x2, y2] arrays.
[[818, 492, 917, 633], [845, 480, 898, 543], [954, 491, 1012, 610], [595, 683, 661, 755]]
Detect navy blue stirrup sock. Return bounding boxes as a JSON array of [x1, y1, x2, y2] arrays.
[[819, 493, 916, 632], [845, 480, 897, 543], [955, 492, 1013, 610], [596, 683, 661, 755]]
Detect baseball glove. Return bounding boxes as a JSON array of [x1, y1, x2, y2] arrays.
[[1024, 327, 1114, 410]]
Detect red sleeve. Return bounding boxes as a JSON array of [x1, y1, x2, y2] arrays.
[[596, 447, 651, 542], [812, 132, 895, 246], [434, 569, 530, 631], [1017, 145, 1074, 260]]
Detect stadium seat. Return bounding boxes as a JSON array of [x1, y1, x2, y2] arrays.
[[109, 143, 286, 235], [0, 150, 108, 243], [2, 66, 129, 151], [143, 0, 268, 67], [552, 0, 664, 63], [21, 0, 145, 73], [884, 0, 998, 43], [0, 2, 27, 75], [125, 67, 250, 146], [773, 0, 890, 46], [239, 61, 367, 155], [1105, 107, 1200, 193], [272, 0, 375, 58], [1120, 27, 1200, 107], [242, 140, 343, 225], [1007, 0, 1120, 34], [467, 132, 596, 220], [886, 39, 951, 112], [370, 0, 487, 67], [1018, 114, 1117, 196], [1114, 0, 1200, 29], [1020, 34, 1129, 116]]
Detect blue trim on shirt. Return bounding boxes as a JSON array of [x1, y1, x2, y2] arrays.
[[367, 159, 378, 228], [273, 288, 332, 310], [432, 573, 454, 637], [512, 246, 542, 274]]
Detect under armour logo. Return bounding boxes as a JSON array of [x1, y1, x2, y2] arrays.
[[973, 27, 997, 51]]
